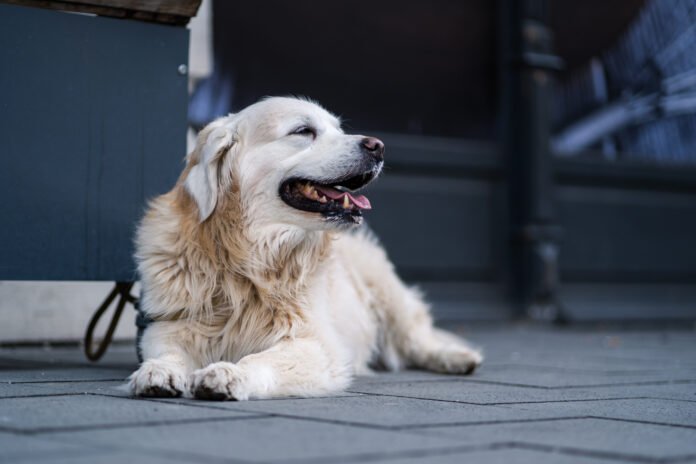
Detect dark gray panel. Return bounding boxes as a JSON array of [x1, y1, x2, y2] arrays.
[[558, 185, 696, 279], [417, 281, 510, 322], [365, 174, 503, 275], [360, 135, 510, 321], [555, 159, 696, 319], [560, 283, 696, 320], [0, 4, 188, 280], [364, 135, 505, 280]]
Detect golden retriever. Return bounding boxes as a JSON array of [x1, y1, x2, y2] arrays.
[[129, 97, 482, 400]]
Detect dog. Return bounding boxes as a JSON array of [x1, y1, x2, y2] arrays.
[[129, 97, 482, 400]]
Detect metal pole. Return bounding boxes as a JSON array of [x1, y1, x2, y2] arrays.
[[499, 0, 564, 321]]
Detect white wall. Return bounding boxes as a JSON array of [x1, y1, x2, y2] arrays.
[[0, 281, 137, 342]]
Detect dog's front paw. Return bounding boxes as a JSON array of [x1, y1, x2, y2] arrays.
[[190, 362, 249, 401], [129, 359, 187, 398], [427, 348, 483, 375]]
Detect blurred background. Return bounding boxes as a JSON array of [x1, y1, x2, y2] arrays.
[[1, 0, 696, 343]]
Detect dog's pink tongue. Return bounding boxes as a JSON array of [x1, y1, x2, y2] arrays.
[[316, 186, 372, 210], [347, 193, 371, 209]]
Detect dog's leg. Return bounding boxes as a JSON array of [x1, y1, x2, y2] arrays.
[[383, 285, 483, 375], [341, 233, 482, 375], [128, 322, 197, 398], [190, 338, 350, 400]]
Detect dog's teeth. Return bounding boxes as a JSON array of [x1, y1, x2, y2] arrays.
[[311, 190, 320, 200], [319, 195, 327, 203], [343, 195, 351, 209], [302, 184, 312, 195]]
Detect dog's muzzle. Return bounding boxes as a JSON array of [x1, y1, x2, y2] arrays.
[[279, 137, 384, 224]]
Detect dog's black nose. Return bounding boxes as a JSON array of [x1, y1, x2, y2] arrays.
[[361, 137, 385, 161]]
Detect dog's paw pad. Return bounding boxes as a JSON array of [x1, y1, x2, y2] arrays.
[[193, 386, 232, 401], [190, 362, 247, 401], [430, 349, 483, 376], [129, 360, 187, 397], [139, 385, 182, 398]]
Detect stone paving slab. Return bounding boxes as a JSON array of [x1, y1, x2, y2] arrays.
[[483, 351, 696, 370], [0, 380, 126, 398], [357, 369, 696, 390], [10, 450, 196, 464], [504, 398, 696, 427], [350, 376, 696, 404], [407, 417, 696, 462], [2, 326, 696, 463], [466, 330, 696, 365], [0, 433, 101, 463], [368, 446, 621, 464], [469, 366, 696, 388], [205, 393, 574, 428], [0, 394, 260, 433], [40, 416, 463, 463], [0, 346, 135, 367], [0, 367, 132, 383]]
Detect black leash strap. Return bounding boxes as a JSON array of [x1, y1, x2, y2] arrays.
[[84, 281, 138, 362]]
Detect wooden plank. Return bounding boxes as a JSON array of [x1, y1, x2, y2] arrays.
[[0, 0, 201, 25]]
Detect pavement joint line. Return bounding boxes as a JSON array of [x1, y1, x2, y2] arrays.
[[483, 363, 696, 375], [347, 394, 671, 406], [227, 410, 399, 431], [89, 392, 248, 412], [0, 444, 124, 464], [285, 439, 696, 464], [586, 415, 696, 431], [145, 448, 255, 464], [149, 402, 599, 432], [88, 391, 364, 411], [345, 389, 528, 405], [356, 377, 553, 389], [36, 432, 257, 464], [481, 396, 657, 405], [548, 379, 696, 390], [85, 393, 588, 433], [354, 377, 696, 391], [0, 356, 136, 370], [663, 455, 696, 464], [115, 396, 695, 435], [9, 371, 693, 389], [243, 393, 365, 401], [114, 445, 257, 464], [110, 394, 601, 432], [2, 378, 127, 385], [509, 441, 679, 464], [395, 415, 591, 430], [274, 442, 520, 464], [0, 392, 96, 400], [0, 413, 272, 436], [647, 396, 696, 403]]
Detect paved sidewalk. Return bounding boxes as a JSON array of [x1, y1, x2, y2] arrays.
[[1, 325, 695, 463]]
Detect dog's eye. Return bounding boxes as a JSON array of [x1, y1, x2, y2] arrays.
[[290, 126, 316, 138]]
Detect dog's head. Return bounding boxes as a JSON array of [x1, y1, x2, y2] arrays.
[[184, 97, 384, 229]]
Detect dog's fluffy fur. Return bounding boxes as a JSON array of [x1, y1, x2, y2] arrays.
[[129, 97, 482, 400]]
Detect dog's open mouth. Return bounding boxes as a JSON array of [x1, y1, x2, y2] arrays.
[[280, 171, 376, 220]]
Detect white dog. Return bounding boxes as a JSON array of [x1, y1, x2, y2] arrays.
[[129, 97, 482, 400]]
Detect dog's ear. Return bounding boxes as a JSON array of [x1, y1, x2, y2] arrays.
[[184, 120, 235, 222]]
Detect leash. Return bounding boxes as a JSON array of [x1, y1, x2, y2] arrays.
[[84, 281, 139, 362]]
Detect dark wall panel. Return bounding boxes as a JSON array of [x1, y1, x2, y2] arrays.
[[363, 134, 510, 321], [560, 283, 696, 321], [558, 185, 696, 279], [0, 4, 188, 281], [365, 175, 500, 276], [555, 158, 696, 320]]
